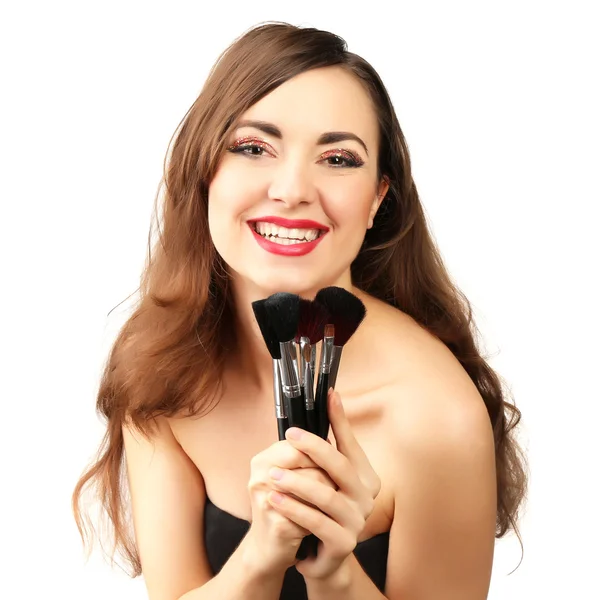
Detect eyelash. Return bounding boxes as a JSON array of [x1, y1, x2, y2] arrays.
[[226, 139, 364, 168]]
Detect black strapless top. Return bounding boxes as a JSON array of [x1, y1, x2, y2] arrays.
[[204, 497, 389, 599]]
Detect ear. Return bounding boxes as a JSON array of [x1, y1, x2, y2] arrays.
[[367, 176, 390, 229]]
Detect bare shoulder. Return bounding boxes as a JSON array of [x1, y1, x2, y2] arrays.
[[354, 292, 497, 596], [356, 290, 495, 465], [122, 416, 213, 599]]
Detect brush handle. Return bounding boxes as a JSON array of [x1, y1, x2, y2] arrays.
[[277, 417, 289, 441], [315, 371, 330, 440], [328, 346, 342, 389], [286, 393, 308, 431], [297, 378, 323, 558], [305, 408, 318, 436]]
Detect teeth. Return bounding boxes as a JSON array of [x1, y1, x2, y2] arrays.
[[253, 221, 322, 243]]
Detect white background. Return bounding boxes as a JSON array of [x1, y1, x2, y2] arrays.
[[1, 1, 598, 598]]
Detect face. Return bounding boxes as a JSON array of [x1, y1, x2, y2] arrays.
[[208, 66, 389, 299]]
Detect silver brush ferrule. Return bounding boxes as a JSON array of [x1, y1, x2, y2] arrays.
[[273, 360, 286, 418], [318, 335, 334, 374], [299, 336, 310, 387], [279, 340, 301, 397]]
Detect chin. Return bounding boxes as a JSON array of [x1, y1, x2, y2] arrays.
[[252, 274, 320, 298], [247, 268, 351, 299]]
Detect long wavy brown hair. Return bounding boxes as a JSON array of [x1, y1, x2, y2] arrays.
[[72, 21, 527, 576]]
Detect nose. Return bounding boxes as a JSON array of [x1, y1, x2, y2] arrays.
[[267, 157, 319, 208]]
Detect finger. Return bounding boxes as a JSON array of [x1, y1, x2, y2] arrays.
[[249, 442, 321, 492], [267, 491, 356, 557], [328, 391, 382, 497], [285, 427, 364, 499], [328, 391, 365, 461], [291, 466, 336, 492], [269, 440, 321, 470], [269, 467, 362, 532], [279, 467, 334, 510]]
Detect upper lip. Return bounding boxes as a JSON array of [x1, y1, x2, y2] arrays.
[[248, 216, 330, 231]]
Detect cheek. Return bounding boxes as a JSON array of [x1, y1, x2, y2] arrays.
[[208, 179, 242, 259], [208, 169, 259, 234], [323, 189, 374, 262], [325, 191, 372, 232]]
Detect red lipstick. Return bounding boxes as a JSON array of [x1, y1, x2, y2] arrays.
[[248, 220, 328, 257]]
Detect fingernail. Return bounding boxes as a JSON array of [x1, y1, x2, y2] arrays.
[[269, 467, 284, 481], [286, 427, 303, 440], [270, 491, 285, 504]]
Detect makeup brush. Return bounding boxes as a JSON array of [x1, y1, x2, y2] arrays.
[[263, 292, 319, 559], [314, 323, 335, 441], [263, 293, 307, 431], [296, 299, 330, 435], [251, 299, 289, 441], [297, 339, 315, 435], [314, 287, 367, 440], [315, 287, 366, 389]]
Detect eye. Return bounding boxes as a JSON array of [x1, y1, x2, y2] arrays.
[[322, 152, 363, 168], [227, 142, 270, 158]]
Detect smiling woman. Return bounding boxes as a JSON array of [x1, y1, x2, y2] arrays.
[[72, 21, 527, 600], [208, 66, 388, 294]]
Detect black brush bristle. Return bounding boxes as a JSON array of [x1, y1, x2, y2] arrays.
[[251, 299, 281, 359], [315, 287, 366, 346], [297, 298, 330, 344], [263, 292, 300, 343]]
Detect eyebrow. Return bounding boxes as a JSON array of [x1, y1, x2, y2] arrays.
[[234, 119, 369, 156]]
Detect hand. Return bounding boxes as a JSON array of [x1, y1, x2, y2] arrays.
[[245, 436, 336, 575], [266, 389, 381, 581]]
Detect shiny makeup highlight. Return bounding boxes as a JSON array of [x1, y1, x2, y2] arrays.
[[226, 137, 365, 169]]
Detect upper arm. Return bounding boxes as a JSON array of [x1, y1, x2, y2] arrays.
[[122, 416, 212, 600], [384, 378, 497, 600]]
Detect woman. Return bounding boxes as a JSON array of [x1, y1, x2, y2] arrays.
[[73, 22, 527, 600]]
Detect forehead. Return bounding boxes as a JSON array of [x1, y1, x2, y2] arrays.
[[236, 67, 378, 144]]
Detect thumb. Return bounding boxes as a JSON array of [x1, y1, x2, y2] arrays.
[[327, 389, 351, 449]]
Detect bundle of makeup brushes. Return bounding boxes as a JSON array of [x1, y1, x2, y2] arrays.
[[252, 286, 366, 443], [252, 286, 366, 558]]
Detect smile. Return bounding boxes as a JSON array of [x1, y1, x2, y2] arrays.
[[252, 221, 323, 244], [247, 219, 329, 257]]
